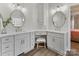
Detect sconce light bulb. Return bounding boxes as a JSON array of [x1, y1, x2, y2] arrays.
[[22, 8, 26, 12], [22, 19, 24, 21], [51, 9, 56, 15]]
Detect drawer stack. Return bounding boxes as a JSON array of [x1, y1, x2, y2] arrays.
[[1, 36, 14, 56]]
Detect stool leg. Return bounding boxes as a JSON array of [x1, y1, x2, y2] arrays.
[[37, 43, 38, 48], [44, 43, 46, 48]]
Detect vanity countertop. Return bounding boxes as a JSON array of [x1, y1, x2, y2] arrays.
[[33, 30, 68, 33], [0, 31, 28, 38], [48, 30, 68, 33], [0, 30, 68, 38]]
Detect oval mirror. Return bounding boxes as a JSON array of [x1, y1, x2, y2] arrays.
[[52, 11, 66, 28], [11, 10, 25, 27], [0, 14, 4, 33]]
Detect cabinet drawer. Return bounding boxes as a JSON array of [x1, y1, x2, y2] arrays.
[[2, 45, 10, 51], [2, 51, 13, 56], [2, 38, 10, 43], [35, 32, 47, 35], [2, 43, 13, 50], [52, 33, 64, 38], [2, 44, 13, 56], [2, 36, 13, 44], [2, 49, 11, 54]]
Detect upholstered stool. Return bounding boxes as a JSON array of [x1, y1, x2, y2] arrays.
[[36, 37, 46, 48]]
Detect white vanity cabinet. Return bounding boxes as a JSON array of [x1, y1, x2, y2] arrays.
[[14, 32, 35, 56], [47, 32, 68, 55], [14, 33, 27, 56], [1, 36, 14, 56]]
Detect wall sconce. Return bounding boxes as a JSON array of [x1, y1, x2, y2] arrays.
[[50, 5, 61, 15], [9, 3, 26, 12]]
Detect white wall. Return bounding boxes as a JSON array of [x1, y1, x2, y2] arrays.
[[21, 3, 38, 31], [0, 3, 70, 34], [35, 3, 47, 30], [48, 4, 70, 32], [0, 3, 16, 33], [0, 3, 39, 33]]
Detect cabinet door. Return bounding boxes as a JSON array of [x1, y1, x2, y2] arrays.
[[54, 37, 60, 51], [47, 35, 51, 47], [51, 36, 55, 49], [28, 33, 31, 51], [15, 34, 25, 56], [54, 37, 65, 54], [24, 33, 29, 53], [20, 38, 25, 53], [59, 38, 64, 53], [47, 34, 54, 49], [15, 37, 21, 56]]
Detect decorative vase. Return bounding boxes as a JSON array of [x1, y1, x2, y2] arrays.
[[1, 27, 7, 34]]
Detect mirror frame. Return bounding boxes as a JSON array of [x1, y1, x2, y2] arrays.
[[10, 9, 25, 27], [0, 14, 4, 33], [52, 11, 66, 28], [0, 14, 3, 22]]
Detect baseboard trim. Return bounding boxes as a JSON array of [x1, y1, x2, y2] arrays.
[[47, 46, 66, 56]]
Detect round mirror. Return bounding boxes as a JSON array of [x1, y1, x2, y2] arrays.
[[52, 11, 66, 28], [0, 14, 4, 33], [11, 10, 25, 27]]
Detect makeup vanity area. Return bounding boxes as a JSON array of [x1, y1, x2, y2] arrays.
[[0, 4, 70, 56], [0, 30, 68, 56]]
